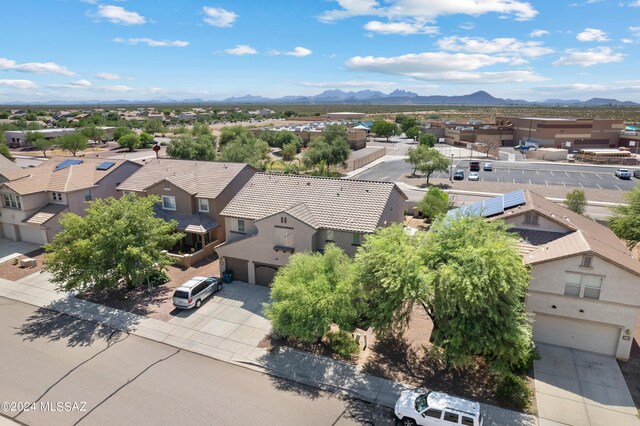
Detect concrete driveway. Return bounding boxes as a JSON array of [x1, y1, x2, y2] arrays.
[[534, 343, 640, 426], [165, 281, 271, 360], [0, 238, 41, 263]]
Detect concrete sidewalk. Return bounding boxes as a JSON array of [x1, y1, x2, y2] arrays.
[[0, 272, 537, 425]]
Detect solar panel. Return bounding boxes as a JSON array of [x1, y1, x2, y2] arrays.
[[96, 161, 116, 171], [503, 190, 526, 209], [481, 197, 504, 217], [54, 159, 83, 171]]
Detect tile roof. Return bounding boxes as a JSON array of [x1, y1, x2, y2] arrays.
[[117, 159, 253, 199], [1, 156, 135, 195], [23, 203, 68, 225], [487, 191, 640, 277], [153, 205, 219, 234], [0, 155, 20, 176], [220, 173, 406, 233]]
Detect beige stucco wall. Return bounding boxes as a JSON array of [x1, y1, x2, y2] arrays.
[[210, 167, 257, 242], [527, 254, 640, 359], [145, 180, 194, 216], [378, 188, 406, 227]]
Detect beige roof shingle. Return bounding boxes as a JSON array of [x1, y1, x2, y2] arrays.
[[23, 203, 68, 225], [0, 155, 20, 176], [220, 173, 407, 233], [1, 156, 135, 195], [117, 159, 253, 199]]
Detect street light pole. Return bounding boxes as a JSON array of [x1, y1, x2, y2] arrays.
[[449, 153, 454, 182]]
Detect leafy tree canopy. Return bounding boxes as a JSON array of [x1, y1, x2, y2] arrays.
[[303, 135, 350, 169], [565, 189, 587, 215], [113, 126, 134, 141], [27, 132, 55, 157], [610, 186, 640, 249], [166, 135, 216, 161], [219, 125, 251, 146], [419, 133, 436, 147], [0, 143, 14, 161], [405, 126, 420, 141], [80, 125, 106, 144], [218, 134, 269, 166], [57, 133, 88, 156], [371, 120, 399, 141], [118, 133, 141, 152], [418, 187, 452, 221]]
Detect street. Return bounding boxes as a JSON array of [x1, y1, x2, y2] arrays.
[[0, 297, 394, 426]]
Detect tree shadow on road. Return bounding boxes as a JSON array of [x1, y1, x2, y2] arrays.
[[16, 306, 124, 347]]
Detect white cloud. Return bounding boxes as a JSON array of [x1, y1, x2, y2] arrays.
[[225, 45, 257, 55], [0, 57, 74, 76], [0, 79, 37, 89], [319, 0, 538, 22], [93, 5, 145, 25], [553, 47, 624, 66], [300, 80, 398, 88], [459, 22, 475, 30], [364, 20, 438, 35], [202, 6, 238, 27], [630, 26, 640, 37], [530, 29, 549, 37], [95, 72, 129, 80], [630, 0, 640, 6], [70, 79, 92, 87], [114, 37, 189, 47], [345, 51, 546, 82], [621, 38, 634, 44], [576, 28, 609, 42], [436, 36, 553, 58], [270, 47, 313, 57]]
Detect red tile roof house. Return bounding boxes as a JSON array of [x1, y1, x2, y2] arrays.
[[116, 159, 257, 267], [0, 157, 141, 245], [216, 173, 408, 285]]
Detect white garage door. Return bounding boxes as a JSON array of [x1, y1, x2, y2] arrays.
[[2, 223, 16, 240], [533, 314, 620, 356], [18, 226, 46, 245]]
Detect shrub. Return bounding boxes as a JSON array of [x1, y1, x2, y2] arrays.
[[325, 330, 359, 359], [495, 373, 532, 411], [147, 268, 169, 287]]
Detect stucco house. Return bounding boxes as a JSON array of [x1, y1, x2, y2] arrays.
[[216, 173, 407, 286], [116, 159, 257, 266], [449, 189, 640, 360], [0, 157, 141, 244]]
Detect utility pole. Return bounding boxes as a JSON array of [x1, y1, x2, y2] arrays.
[[449, 154, 454, 182]]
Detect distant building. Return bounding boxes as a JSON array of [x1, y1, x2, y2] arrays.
[[248, 108, 275, 116], [178, 112, 198, 121]]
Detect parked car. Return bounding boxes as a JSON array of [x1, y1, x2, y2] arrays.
[[395, 390, 483, 426], [453, 170, 464, 180], [468, 172, 480, 181], [172, 276, 223, 309], [469, 161, 480, 171], [634, 169, 640, 179], [483, 162, 493, 171], [614, 169, 632, 179]]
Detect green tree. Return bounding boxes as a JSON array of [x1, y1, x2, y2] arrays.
[[265, 245, 358, 342], [0, 143, 14, 161], [400, 116, 419, 133], [44, 194, 182, 292], [405, 126, 420, 141], [27, 132, 55, 157], [139, 132, 154, 148], [113, 126, 134, 141], [565, 189, 587, 215], [260, 130, 302, 149], [371, 120, 398, 141], [219, 125, 251, 147], [412, 147, 451, 184], [191, 122, 212, 137], [303, 136, 350, 170], [143, 119, 164, 134], [418, 187, 452, 221], [421, 214, 533, 372], [118, 133, 141, 152], [610, 186, 640, 249], [281, 142, 298, 161], [0, 111, 9, 119], [419, 133, 436, 147], [166, 135, 216, 161], [323, 124, 349, 144], [80, 126, 106, 144], [57, 133, 88, 156], [218, 135, 269, 166], [406, 145, 430, 175]]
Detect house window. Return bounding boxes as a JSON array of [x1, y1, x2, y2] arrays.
[[198, 198, 209, 212], [276, 227, 293, 247], [564, 272, 603, 299], [352, 233, 362, 246], [84, 189, 92, 202], [581, 255, 593, 268], [237, 219, 245, 233], [280, 216, 287, 224], [52, 192, 63, 201], [162, 195, 176, 211], [524, 213, 538, 225], [163, 181, 171, 190], [2, 193, 21, 209], [326, 229, 335, 242]]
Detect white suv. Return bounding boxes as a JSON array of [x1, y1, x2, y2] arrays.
[[395, 390, 483, 426], [172, 276, 222, 310]]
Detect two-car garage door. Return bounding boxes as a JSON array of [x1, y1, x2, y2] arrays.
[[533, 314, 621, 357]]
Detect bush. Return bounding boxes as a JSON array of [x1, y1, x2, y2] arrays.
[[147, 268, 169, 287], [325, 330, 359, 359], [495, 373, 532, 411]]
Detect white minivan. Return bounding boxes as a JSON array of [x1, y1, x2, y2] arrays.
[[395, 390, 483, 426], [172, 276, 223, 310]]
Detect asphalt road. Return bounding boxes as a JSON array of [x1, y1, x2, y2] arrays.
[[354, 158, 640, 191], [0, 298, 394, 426]]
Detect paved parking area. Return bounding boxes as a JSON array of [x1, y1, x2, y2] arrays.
[[165, 281, 271, 360], [0, 238, 41, 263], [534, 343, 639, 426]]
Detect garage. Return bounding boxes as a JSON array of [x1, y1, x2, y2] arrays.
[[2, 223, 16, 240], [254, 263, 279, 286], [533, 314, 621, 357], [17, 225, 47, 245], [223, 257, 249, 283]]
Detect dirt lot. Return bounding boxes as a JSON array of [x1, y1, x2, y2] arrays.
[[80, 257, 220, 322], [0, 249, 46, 281]]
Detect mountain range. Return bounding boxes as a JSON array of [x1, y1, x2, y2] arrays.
[[3, 90, 638, 106]]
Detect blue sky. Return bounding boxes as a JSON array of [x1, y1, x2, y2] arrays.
[[1, 0, 640, 102]]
